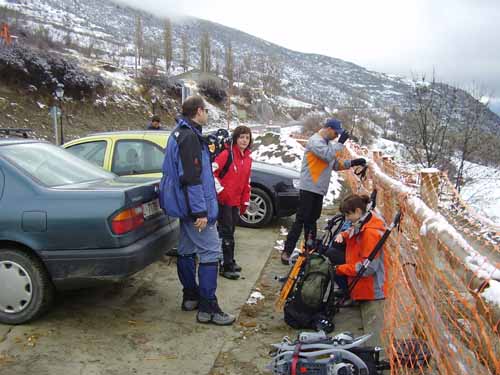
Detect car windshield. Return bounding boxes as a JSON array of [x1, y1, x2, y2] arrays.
[[0, 142, 115, 187]]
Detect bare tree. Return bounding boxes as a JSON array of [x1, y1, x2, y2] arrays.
[[63, 13, 72, 46], [224, 40, 234, 86], [200, 31, 211, 72], [213, 48, 221, 76], [452, 85, 491, 192], [260, 54, 282, 95], [85, 37, 95, 58], [144, 37, 160, 67], [163, 18, 173, 75], [134, 15, 143, 75], [401, 73, 459, 168], [181, 33, 189, 72]]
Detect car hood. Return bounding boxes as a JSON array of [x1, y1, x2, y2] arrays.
[[252, 161, 300, 179]]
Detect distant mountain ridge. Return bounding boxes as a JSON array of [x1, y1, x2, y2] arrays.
[[2, 0, 499, 132]]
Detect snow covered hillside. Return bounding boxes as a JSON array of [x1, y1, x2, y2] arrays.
[[2, 0, 499, 133]]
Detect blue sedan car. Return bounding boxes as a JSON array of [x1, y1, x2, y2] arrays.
[[0, 138, 179, 324]]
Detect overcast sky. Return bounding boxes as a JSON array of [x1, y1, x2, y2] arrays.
[[116, 0, 500, 111]]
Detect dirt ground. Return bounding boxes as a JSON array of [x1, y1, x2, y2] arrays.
[[209, 224, 364, 375], [0, 216, 366, 375]]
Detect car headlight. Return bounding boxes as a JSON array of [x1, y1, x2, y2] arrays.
[[292, 179, 300, 189]]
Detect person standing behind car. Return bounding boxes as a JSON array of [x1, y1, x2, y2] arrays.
[[146, 115, 162, 130], [281, 118, 367, 265], [159, 95, 235, 326], [213, 126, 253, 280]]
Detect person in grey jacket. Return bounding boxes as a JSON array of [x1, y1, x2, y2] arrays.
[[281, 119, 366, 265]]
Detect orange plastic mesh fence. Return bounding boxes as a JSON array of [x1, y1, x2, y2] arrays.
[[338, 144, 500, 375]]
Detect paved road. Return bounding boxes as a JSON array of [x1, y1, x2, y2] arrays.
[[0, 221, 285, 375]]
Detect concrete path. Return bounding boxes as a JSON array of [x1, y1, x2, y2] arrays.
[[0, 223, 277, 375]]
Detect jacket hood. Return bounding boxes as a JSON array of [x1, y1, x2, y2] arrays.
[[175, 116, 202, 134], [361, 212, 386, 232]]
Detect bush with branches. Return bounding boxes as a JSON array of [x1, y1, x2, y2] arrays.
[[198, 79, 226, 103]]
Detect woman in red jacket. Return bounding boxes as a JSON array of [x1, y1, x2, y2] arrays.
[[213, 126, 253, 279], [333, 194, 388, 301]]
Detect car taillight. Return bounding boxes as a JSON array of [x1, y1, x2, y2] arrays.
[[111, 205, 144, 235]]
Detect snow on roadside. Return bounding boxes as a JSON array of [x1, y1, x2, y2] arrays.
[[482, 280, 500, 308], [246, 291, 265, 305], [459, 161, 500, 224], [371, 137, 500, 225], [275, 96, 314, 108]]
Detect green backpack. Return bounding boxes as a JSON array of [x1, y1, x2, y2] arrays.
[[284, 253, 335, 331]]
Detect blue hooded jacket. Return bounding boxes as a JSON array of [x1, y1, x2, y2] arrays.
[[159, 117, 218, 223]]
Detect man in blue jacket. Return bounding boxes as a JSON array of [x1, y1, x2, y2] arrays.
[[160, 96, 235, 326]]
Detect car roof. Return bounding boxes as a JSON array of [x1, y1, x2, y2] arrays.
[[87, 130, 171, 136], [0, 138, 45, 146]]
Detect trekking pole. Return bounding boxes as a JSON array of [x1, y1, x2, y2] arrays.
[[275, 235, 315, 311], [337, 211, 401, 307]]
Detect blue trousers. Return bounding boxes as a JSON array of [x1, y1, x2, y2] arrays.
[[177, 219, 222, 304], [178, 219, 221, 263]]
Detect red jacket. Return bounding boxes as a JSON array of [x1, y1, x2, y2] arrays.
[[336, 213, 388, 301], [213, 145, 252, 212]]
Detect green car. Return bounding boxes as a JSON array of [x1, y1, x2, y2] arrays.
[[0, 138, 179, 324]]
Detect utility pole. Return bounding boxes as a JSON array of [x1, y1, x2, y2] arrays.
[[226, 88, 231, 130]]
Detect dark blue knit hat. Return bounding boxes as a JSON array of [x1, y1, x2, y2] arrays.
[[324, 118, 344, 133]]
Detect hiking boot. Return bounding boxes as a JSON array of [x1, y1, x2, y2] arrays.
[[232, 262, 242, 272], [181, 288, 199, 311], [280, 251, 291, 265], [220, 268, 240, 280], [181, 299, 199, 311], [197, 301, 235, 326], [197, 310, 236, 325]]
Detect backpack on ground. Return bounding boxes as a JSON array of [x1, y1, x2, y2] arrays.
[[283, 252, 337, 333]]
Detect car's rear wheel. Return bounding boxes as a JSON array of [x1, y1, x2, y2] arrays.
[[0, 248, 54, 324], [239, 187, 273, 228]]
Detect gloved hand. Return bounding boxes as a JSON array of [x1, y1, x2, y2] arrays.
[[239, 204, 247, 215], [338, 131, 349, 144], [336, 264, 347, 275], [350, 158, 367, 167]]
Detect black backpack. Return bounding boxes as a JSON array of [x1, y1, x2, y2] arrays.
[[205, 128, 233, 179], [284, 253, 336, 332]]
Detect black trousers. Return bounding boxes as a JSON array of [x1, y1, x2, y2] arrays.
[[284, 189, 323, 255], [217, 204, 240, 268]]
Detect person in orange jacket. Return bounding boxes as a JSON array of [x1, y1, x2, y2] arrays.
[[333, 194, 388, 301]]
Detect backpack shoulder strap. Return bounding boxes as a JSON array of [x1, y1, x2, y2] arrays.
[[219, 148, 233, 179]]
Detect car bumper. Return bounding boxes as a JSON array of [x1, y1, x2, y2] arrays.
[[42, 220, 180, 290], [275, 190, 300, 217]]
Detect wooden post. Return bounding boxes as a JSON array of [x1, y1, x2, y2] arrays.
[[372, 150, 383, 167], [420, 168, 440, 210], [382, 155, 394, 178]]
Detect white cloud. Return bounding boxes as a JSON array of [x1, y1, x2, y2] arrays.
[[115, 0, 500, 101]]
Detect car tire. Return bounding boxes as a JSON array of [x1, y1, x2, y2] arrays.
[[0, 248, 55, 325], [239, 187, 273, 228]]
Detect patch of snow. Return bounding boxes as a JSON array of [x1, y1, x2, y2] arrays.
[[280, 226, 288, 236], [276, 96, 313, 109], [274, 239, 284, 251], [482, 280, 500, 308], [246, 291, 265, 305]]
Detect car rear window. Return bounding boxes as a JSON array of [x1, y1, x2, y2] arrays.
[[0, 142, 115, 187]]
